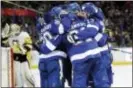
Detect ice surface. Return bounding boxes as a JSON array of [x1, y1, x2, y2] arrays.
[[64, 65, 132, 87], [111, 65, 132, 87]]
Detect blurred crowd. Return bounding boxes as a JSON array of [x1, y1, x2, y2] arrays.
[[1, 1, 133, 47], [100, 1, 133, 47]]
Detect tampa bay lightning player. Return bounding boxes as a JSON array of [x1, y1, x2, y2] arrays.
[[35, 6, 67, 87], [82, 2, 113, 87], [61, 2, 110, 87]]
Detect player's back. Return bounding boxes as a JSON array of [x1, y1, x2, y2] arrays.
[[65, 18, 101, 63]]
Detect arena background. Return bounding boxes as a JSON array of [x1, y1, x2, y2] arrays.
[[1, 1, 133, 47], [1, 1, 132, 87]]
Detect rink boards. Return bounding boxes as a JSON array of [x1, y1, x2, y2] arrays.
[[1, 47, 132, 87], [111, 47, 132, 65]]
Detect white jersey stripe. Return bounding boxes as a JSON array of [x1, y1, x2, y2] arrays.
[[45, 39, 56, 51], [95, 33, 103, 42], [39, 50, 67, 59], [70, 47, 101, 62], [58, 24, 64, 34], [87, 24, 99, 31]]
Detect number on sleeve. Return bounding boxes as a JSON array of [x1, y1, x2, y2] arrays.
[[67, 30, 79, 44]]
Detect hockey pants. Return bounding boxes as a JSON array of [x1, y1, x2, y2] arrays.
[[101, 52, 113, 86], [39, 59, 62, 87], [88, 52, 113, 87], [91, 56, 110, 88], [72, 57, 110, 87]]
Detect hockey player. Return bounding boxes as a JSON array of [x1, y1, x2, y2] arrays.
[[35, 6, 67, 87], [82, 2, 113, 87], [60, 2, 110, 87], [50, 6, 73, 87], [8, 23, 34, 87]]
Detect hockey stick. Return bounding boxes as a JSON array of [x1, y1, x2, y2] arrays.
[[112, 48, 132, 54]]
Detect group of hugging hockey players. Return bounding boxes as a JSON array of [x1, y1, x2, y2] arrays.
[[2, 2, 114, 88], [35, 2, 113, 88]]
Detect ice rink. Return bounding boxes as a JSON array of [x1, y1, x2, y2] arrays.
[[64, 65, 132, 87], [111, 65, 132, 87], [1, 48, 132, 87]]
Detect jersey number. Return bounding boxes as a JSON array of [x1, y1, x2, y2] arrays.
[[41, 31, 53, 43], [67, 30, 79, 44]]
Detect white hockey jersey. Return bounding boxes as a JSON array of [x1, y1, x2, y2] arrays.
[[9, 31, 32, 55]]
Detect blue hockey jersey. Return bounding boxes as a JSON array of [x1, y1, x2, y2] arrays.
[[63, 16, 101, 63], [39, 33, 62, 54], [40, 19, 65, 35], [94, 32, 111, 54], [76, 18, 100, 40], [91, 18, 105, 33], [38, 21, 66, 60], [93, 18, 112, 54], [94, 33, 108, 47]]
